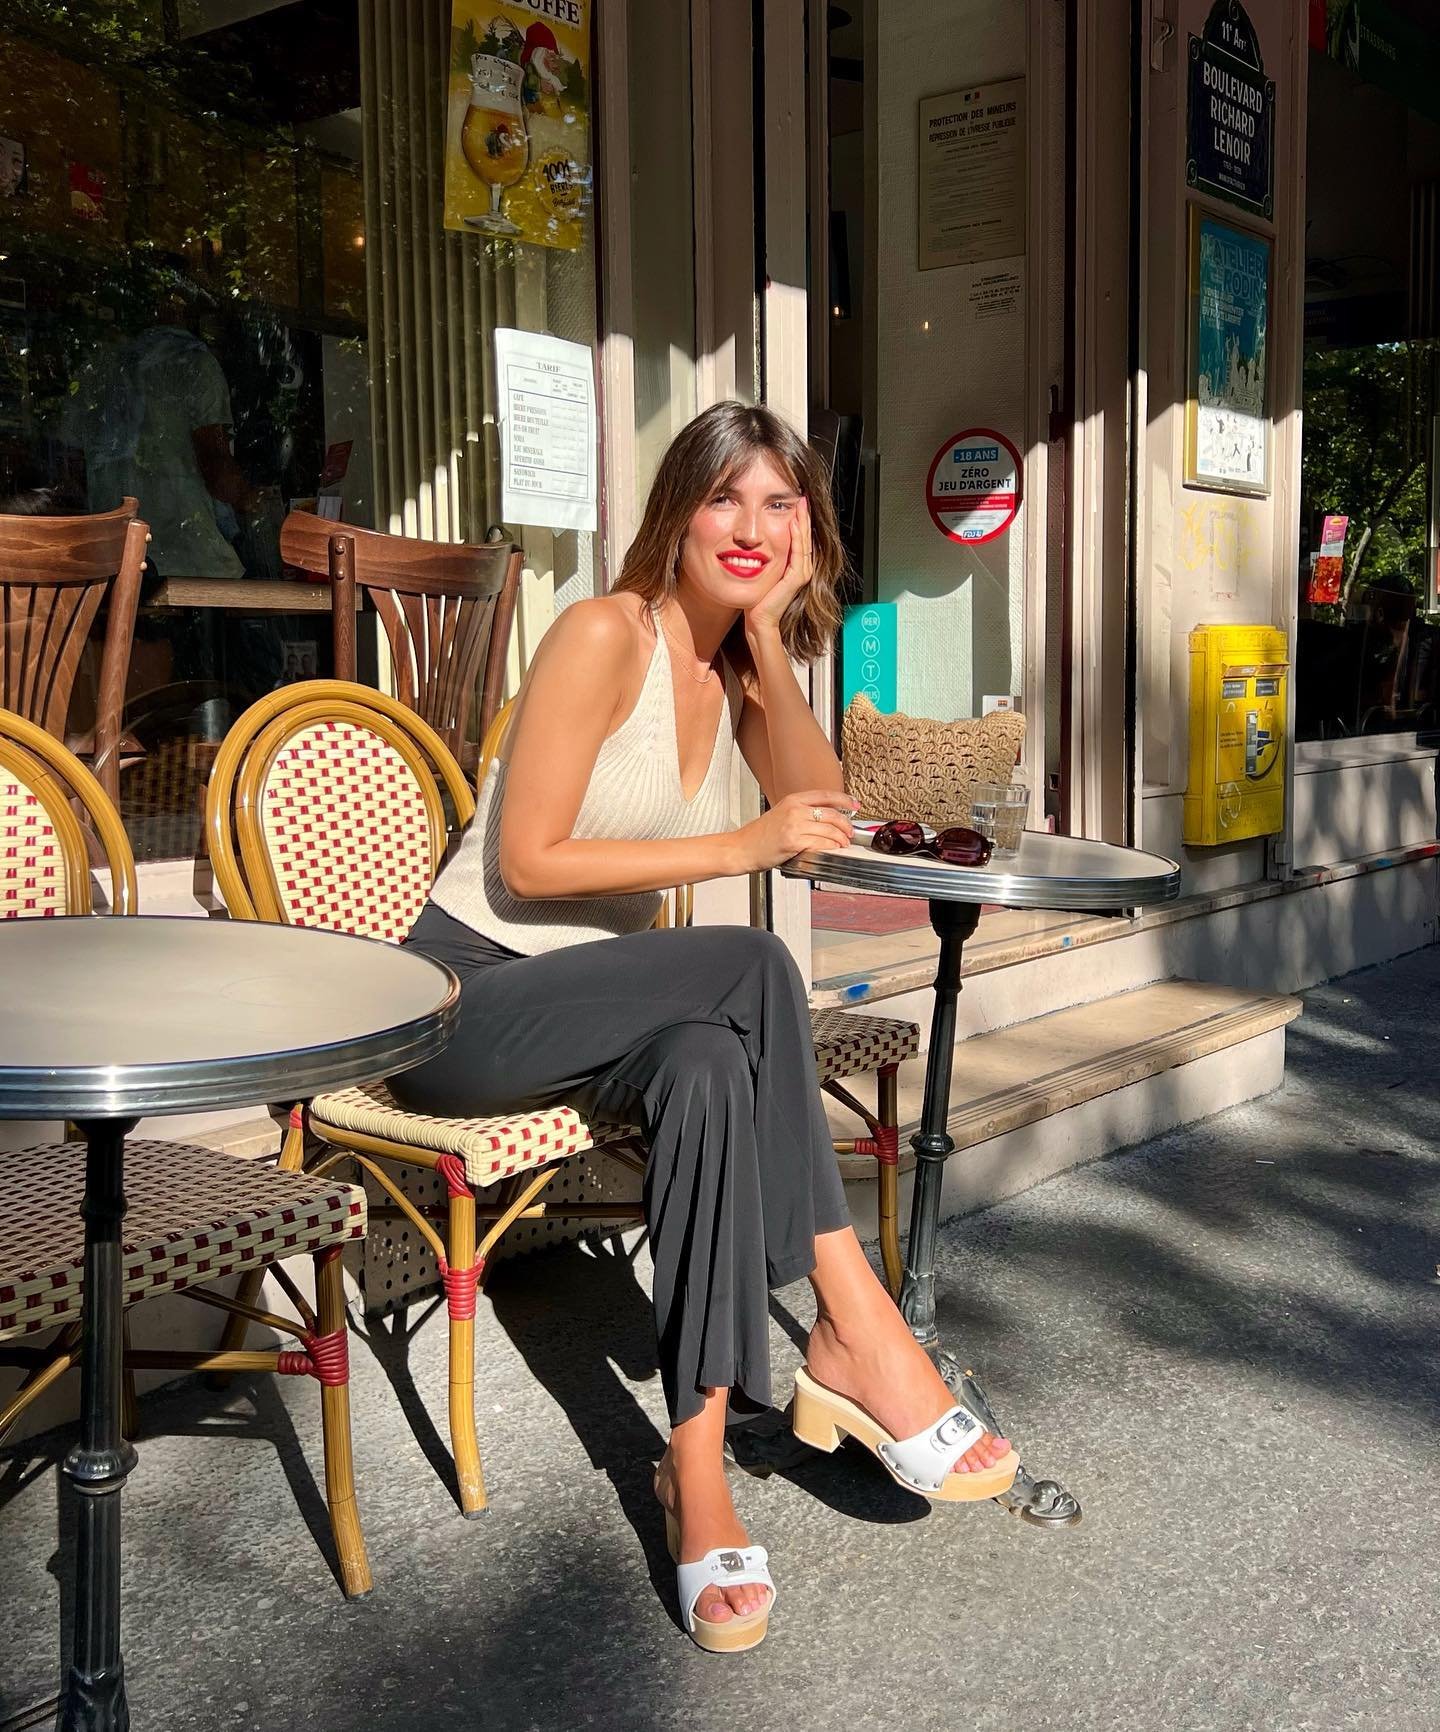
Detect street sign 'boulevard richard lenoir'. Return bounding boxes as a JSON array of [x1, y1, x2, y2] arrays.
[[1186, 0, 1275, 219]]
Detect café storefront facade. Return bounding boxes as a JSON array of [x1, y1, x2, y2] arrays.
[[0, 0, 1435, 1165]]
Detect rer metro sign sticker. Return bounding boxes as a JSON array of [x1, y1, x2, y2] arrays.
[[925, 428, 1022, 545]]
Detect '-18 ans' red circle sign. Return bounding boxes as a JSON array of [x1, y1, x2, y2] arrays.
[[925, 428, 1022, 546]]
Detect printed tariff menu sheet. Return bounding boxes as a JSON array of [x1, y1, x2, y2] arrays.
[[495, 327, 598, 531]]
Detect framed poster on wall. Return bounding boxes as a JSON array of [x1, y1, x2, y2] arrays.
[[1185, 205, 1271, 496]]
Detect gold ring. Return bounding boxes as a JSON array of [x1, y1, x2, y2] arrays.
[[811, 806, 824, 822]]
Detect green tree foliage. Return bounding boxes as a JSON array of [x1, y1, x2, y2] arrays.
[[1302, 341, 1434, 603]]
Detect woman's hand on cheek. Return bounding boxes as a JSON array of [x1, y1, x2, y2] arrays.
[[744, 498, 813, 644]]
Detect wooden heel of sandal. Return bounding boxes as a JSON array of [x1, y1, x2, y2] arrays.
[[791, 1380, 844, 1453]]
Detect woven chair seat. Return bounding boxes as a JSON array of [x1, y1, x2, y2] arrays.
[[310, 1011, 917, 1192], [308, 1085, 617, 1189], [0, 1140, 367, 1341], [809, 1008, 919, 1084]]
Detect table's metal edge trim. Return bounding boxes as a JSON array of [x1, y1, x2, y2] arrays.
[[0, 973, 460, 1122], [783, 849, 1183, 911]]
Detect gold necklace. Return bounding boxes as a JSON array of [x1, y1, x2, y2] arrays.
[[660, 611, 718, 685]]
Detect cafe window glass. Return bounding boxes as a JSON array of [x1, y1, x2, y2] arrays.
[[808, 1, 1061, 992], [0, 0, 597, 862], [1298, 34, 1440, 744]]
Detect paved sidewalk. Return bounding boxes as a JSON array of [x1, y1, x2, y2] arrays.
[[3, 947, 1438, 1732]]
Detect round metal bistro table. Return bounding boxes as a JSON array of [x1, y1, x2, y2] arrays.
[[0, 916, 458, 1732], [785, 831, 1180, 1528]]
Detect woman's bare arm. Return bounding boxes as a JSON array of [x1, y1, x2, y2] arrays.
[[733, 625, 844, 805]]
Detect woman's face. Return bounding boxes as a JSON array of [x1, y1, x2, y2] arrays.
[[676, 452, 800, 613]]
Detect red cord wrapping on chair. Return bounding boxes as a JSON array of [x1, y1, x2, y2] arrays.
[[435, 1153, 471, 1200], [439, 1258, 482, 1320], [288, 1103, 306, 1133], [432, 1153, 482, 1318], [853, 1124, 901, 1166], [277, 1328, 350, 1386]]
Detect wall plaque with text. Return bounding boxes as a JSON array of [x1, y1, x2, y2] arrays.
[[917, 80, 1026, 271], [1187, 0, 1274, 218]]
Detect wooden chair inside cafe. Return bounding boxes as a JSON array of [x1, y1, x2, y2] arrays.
[[279, 511, 522, 772], [0, 707, 374, 1595], [0, 497, 148, 802]]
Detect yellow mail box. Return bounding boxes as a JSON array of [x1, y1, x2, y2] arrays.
[[1183, 624, 1288, 847]]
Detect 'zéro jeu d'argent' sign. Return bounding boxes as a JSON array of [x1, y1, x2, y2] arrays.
[[925, 429, 1022, 546]]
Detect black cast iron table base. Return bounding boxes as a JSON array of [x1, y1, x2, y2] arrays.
[[727, 897, 1080, 1526], [897, 899, 1081, 1530], [64, 1119, 138, 1732]]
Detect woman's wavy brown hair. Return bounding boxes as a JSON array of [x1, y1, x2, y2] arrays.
[[613, 400, 845, 665]]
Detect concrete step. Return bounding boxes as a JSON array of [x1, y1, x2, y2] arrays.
[[834, 978, 1301, 1232]]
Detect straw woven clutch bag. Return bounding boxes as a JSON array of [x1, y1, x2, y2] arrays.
[[842, 695, 1027, 830]]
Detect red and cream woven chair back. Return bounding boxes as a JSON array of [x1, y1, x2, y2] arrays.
[[205, 679, 476, 941], [0, 707, 137, 917]]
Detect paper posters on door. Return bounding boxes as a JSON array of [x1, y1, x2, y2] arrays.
[[444, 2, 591, 250], [917, 80, 1026, 270]]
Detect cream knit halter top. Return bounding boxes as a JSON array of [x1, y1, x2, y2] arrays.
[[429, 624, 741, 954]]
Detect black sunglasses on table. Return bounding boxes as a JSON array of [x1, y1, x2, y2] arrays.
[[869, 820, 993, 867]]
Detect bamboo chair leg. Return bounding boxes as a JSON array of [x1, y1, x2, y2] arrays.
[[216, 1109, 308, 1371], [442, 1163, 555, 1517], [444, 1177, 487, 1519], [313, 1245, 372, 1598], [876, 1066, 903, 1299], [0, 1331, 82, 1445], [215, 1270, 267, 1368]]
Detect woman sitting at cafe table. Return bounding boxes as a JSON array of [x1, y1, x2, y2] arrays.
[[391, 400, 1019, 1654]]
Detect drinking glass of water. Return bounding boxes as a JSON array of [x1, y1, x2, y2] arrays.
[[969, 781, 1029, 859]]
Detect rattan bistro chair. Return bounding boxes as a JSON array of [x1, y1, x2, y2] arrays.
[[204, 680, 624, 1519], [477, 700, 922, 1294], [0, 709, 374, 1596], [0, 708, 137, 917], [205, 682, 918, 1519]]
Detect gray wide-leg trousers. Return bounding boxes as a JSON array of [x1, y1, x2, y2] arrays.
[[390, 904, 851, 1424]]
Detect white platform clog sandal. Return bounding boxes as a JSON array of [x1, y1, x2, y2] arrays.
[[791, 1365, 1020, 1501], [664, 1510, 775, 1654]]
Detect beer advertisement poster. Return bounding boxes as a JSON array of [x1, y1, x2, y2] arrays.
[[443, 2, 591, 249], [1185, 208, 1271, 496]]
